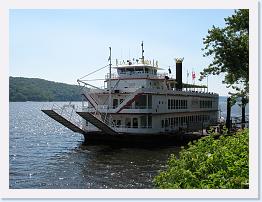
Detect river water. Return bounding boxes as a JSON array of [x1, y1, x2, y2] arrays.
[[9, 98, 248, 189]]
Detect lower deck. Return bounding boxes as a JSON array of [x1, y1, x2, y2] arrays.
[[83, 111, 218, 134]]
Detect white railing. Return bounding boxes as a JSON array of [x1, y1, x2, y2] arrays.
[[105, 72, 171, 79], [95, 111, 116, 128], [51, 103, 84, 130]]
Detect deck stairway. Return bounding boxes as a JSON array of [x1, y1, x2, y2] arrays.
[[81, 88, 99, 109], [81, 88, 142, 113], [42, 105, 86, 134], [113, 88, 142, 113], [76, 112, 118, 135]]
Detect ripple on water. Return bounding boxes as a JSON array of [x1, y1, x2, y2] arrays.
[[10, 102, 183, 189]]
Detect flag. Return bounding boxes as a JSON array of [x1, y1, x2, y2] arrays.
[[168, 67, 171, 74], [192, 72, 195, 79]]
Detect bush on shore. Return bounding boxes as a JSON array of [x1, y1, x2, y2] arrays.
[[154, 129, 249, 189]]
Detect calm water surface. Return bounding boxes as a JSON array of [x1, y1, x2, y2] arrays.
[[9, 98, 248, 189]]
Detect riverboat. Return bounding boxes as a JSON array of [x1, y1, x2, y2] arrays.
[[42, 42, 219, 145]]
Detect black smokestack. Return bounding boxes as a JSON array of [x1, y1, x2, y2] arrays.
[[175, 58, 184, 90]]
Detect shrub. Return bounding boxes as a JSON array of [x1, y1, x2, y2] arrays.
[[154, 129, 249, 189]]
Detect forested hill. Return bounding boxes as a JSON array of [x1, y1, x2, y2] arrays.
[[9, 77, 82, 102]]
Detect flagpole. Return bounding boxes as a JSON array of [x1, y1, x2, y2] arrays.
[[109, 47, 112, 109], [194, 71, 196, 91], [191, 69, 193, 91]]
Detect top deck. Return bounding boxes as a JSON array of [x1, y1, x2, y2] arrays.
[[113, 58, 163, 69], [109, 58, 170, 80]]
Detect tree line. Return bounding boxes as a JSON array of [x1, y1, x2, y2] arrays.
[[9, 77, 82, 102]]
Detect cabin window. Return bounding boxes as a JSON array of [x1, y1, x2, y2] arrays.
[[125, 118, 131, 128], [119, 68, 126, 73], [168, 99, 171, 109], [200, 100, 212, 108], [169, 99, 188, 110], [161, 120, 164, 128], [136, 67, 143, 72], [133, 118, 138, 128], [135, 95, 147, 109], [148, 115, 152, 128], [148, 95, 152, 108], [171, 117, 174, 127], [140, 116, 147, 128], [181, 117, 184, 125], [113, 99, 118, 108], [174, 117, 177, 126], [116, 120, 121, 127], [165, 119, 169, 128], [175, 100, 178, 109]]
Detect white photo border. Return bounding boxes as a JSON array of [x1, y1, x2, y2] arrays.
[[0, 0, 258, 199]]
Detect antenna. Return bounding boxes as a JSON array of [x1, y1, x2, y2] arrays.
[[141, 41, 145, 64]]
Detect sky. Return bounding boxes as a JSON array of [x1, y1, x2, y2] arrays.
[[10, 9, 236, 96]]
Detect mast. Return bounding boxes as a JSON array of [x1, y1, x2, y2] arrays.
[[141, 41, 145, 64], [109, 47, 112, 109]]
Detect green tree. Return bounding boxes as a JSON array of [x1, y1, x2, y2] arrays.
[[9, 77, 82, 102], [154, 129, 249, 189], [200, 9, 249, 102]]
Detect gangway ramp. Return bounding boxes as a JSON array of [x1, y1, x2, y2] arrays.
[[77, 112, 118, 135], [42, 110, 86, 134]]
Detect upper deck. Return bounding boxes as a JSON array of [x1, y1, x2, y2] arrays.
[[106, 59, 170, 80]]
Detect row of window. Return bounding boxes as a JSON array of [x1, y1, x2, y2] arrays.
[[200, 100, 213, 108], [168, 99, 188, 110], [161, 115, 210, 128], [112, 116, 152, 128]]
